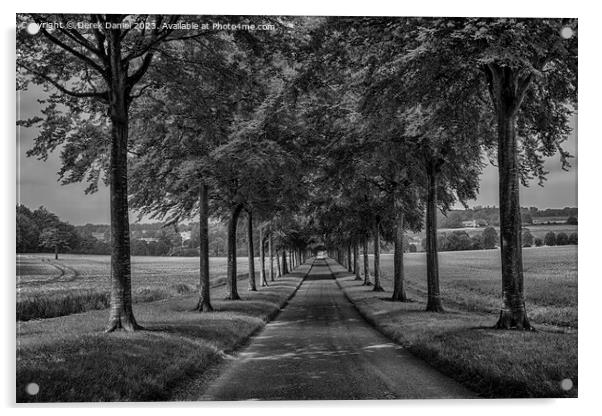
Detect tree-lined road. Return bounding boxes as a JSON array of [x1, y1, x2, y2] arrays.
[[200, 258, 475, 400]]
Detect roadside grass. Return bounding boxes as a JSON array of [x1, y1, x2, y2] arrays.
[[364, 246, 577, 327], [16, 283, 197, 321], [16, 266, 309, 402], [331, 261, 577, 398]]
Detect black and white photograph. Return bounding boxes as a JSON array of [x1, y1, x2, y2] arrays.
[[9, 2, 589, 409]]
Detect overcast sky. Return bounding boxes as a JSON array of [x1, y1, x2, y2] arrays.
[[17, 84, 577, 226]]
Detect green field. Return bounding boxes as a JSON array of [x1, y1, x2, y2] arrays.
[[364, 245, 577, 327], [17, 253, 262, 295], [17, 254, 264, 320]]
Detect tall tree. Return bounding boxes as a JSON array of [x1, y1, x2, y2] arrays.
[[410, 18, 577, 327], [17, 14, 185, 331], [39, 227, 70, 260], [128, 32, 244, 310]]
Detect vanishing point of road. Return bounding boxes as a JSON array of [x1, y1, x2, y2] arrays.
[[200, 258, 475, 400]]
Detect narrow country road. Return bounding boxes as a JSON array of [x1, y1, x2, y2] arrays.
[[200, 258, 475, 400]]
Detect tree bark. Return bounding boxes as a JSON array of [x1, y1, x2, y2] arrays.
[[362, 238, 371, 286], [425, 159, 444, 312], [269, 233, 274, 281], [392, 206, 408, 302], [105, 29, 141, 332], [195, 181, 213, 312], [282, 248, 288, 275], [486, 64, 533, 330], [259, 227, 268, 287], [247, 210, 256, 291], [225, 204, 243, 300], [353, 242, 361, 280], [347, 243, 353, 272], [373, 218, 384, 292]]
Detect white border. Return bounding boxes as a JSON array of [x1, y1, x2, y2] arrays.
[[3, 1, 598, 416]]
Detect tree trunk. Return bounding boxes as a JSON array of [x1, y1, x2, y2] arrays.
[[54, 245, 58, 260], [425, 160, 444, 312], [373, 218, 384, 292], [486, 64, 533, 330], [353, 242, 361, 280], [195, 181, 213, 312], [247, 210, 256, 291], [225, 204, 243, 300], [277, 249, 282, 277], [260, 228, 268, 287], [269, 234, 275, 281], [362, 238, 371, 286], [392, 207, 408, 302], [282, 248, 288, 275], [105, 30, 141, 332], [347, 243, 352, 272]]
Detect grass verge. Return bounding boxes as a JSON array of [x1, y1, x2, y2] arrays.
[[16, 265, 310, 402], [17, 273, 250, 321], [328, 260, 577, 398]]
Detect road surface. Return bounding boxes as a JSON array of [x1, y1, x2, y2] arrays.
[[200, 258, 475, 400]]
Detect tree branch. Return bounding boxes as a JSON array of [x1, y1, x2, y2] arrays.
[[18, 63, 109, 100], [31, 16, 108, 78], [127, 51, 155, 88]]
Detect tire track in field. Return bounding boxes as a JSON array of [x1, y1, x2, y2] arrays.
[[17, 258, 64, 287], [17, 258, 81, 287], [57, 262, 81, 282]]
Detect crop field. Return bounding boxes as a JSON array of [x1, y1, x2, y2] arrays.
[[17, 254, 262, 294], [16, 254, 265, 320], [365, 245, 578, 328]]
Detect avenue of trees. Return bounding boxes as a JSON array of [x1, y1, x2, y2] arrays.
[[17, 15, 576, 332]]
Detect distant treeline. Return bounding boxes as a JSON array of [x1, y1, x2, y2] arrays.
[[17, 204, 259, 257], [420, 226, 577, 252], [438, 206, 578, 228]]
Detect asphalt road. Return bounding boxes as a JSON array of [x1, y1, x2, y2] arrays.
[[200, 258, 475, 400]]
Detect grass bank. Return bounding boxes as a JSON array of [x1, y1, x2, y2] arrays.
[[16, 264, 310, 402], [16, 273, 252, 321], [329, 260, 577, 398]]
